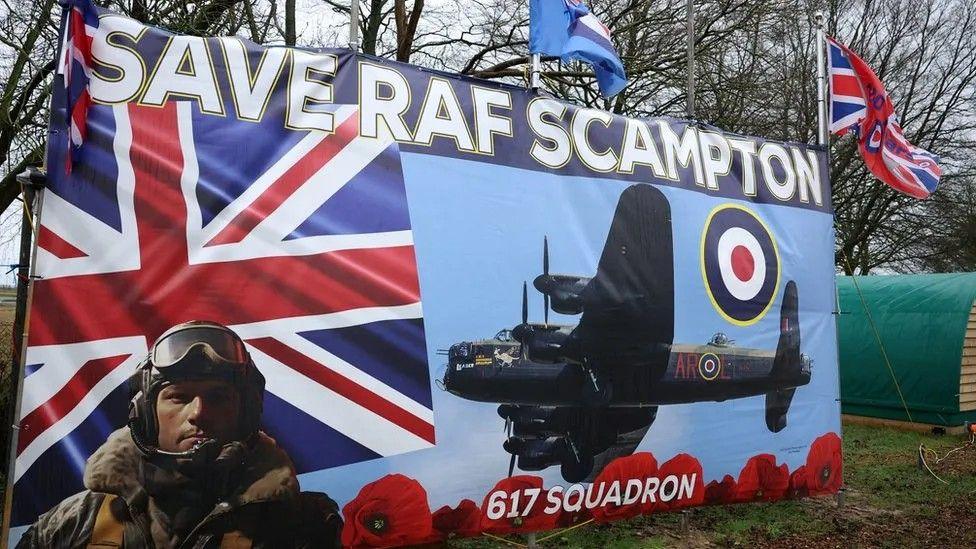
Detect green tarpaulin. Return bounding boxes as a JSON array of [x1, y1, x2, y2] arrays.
[[837, 273, 976, 426]]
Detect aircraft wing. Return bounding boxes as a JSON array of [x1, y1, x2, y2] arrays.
[[503, 404, 657, 482], [581, 407, 657, 482], [578, 184, 675, 363]]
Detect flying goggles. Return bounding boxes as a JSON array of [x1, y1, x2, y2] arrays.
[[150, 324, 250, 377]]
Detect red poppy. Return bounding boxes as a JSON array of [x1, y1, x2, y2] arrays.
[[788, 465, 809, 499], [591, 452, 658, 523], [704, 474, 736, 505], [432, 499, 482, 539], [341, 474, 433, 548], [480, 475, 560, 535], [805, 432, 843, 495], [655, 453, 705, 511], [733, 454, 789, 502]]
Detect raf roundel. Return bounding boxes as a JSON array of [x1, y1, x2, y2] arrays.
[[698, 352, 722, 381], [700, 204, 780, 326]]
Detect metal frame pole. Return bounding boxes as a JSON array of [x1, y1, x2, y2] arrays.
[[815, 10, 846, 470], [531, 53, 542, 90], [815, 11, 828, 146], [349, 0, 360, 51], [685, 0, 695, 119]]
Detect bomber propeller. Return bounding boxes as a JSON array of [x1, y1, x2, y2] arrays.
[[543, 236, 550, 327]]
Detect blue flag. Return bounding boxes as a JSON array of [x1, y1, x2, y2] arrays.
[[529, 0, 628, 97]]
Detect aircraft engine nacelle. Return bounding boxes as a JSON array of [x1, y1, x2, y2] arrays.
[[512, 324, 580, 364], [533, 274, 590, 315]]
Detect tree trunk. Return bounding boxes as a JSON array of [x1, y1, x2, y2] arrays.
[[285, 0, 296, 45], [394, 0, 424, 62]]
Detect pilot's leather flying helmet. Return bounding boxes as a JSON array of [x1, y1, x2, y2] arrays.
[[128, 320, 265, 459]]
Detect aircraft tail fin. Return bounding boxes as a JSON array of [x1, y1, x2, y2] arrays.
[[764, 280, 802, 432]]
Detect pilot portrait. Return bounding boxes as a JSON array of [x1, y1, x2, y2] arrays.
[[17, 321, 342, 548]]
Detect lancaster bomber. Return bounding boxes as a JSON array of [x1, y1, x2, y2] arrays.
[[441, 184, 812, 483]]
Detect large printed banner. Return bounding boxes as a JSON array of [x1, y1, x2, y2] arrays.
[[11, 6, 841, 547]]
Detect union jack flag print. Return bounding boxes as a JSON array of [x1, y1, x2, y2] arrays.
[[15, 99, 434, 523], [58, 0, 97, 171], [826, 39, 866, 136], [826, 37, 941, 199]]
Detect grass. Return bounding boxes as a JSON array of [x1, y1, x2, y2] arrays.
[[456, 423, 976, 548], [844, 424, 976, 515], [0, 285, 17, 324]]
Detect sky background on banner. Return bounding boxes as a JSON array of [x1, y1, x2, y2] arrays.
[[294, 151, 840, 510]]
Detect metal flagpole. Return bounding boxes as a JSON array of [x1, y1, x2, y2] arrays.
[[531, 53, 542, 90], [815, 10, 846, 479], [349, 0, 359, 51], [685, 0, 695, 119], [815, 10, 837, 309], [815, 11, 828, 146]]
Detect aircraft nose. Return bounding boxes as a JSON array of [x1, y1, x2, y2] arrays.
[[450, 342, 471, 360]]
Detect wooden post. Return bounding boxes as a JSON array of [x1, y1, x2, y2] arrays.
[[1, 167, 45, 544]]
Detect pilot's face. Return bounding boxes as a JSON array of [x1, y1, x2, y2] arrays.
[[156, 379, 241, 452]]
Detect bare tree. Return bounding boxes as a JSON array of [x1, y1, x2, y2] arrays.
[[2, 0, 975, 274], [285, 0, 296, 45], [0, 0, 58, 210], [824, 0, 976, 273], [394, 0, 424, 62]]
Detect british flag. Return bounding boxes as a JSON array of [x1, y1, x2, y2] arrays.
[[826, 38, 866, 136], [826, 37, 941, 199], [14, 97, 435, 523], [58, 0, 97, 171]]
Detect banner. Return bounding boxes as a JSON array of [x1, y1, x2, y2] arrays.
[[9, 6, 841, 547]]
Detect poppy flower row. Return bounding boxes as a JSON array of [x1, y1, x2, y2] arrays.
[[705, 431, 842, 504], [340, 431, 842, 547]]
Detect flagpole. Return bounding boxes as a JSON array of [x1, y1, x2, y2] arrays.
[[815, 12, 844, 456], [815, 11, 827, 146], [531, 53, 541, 90], [349, 0, 359, 51], [685, 0, 695, 119]]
